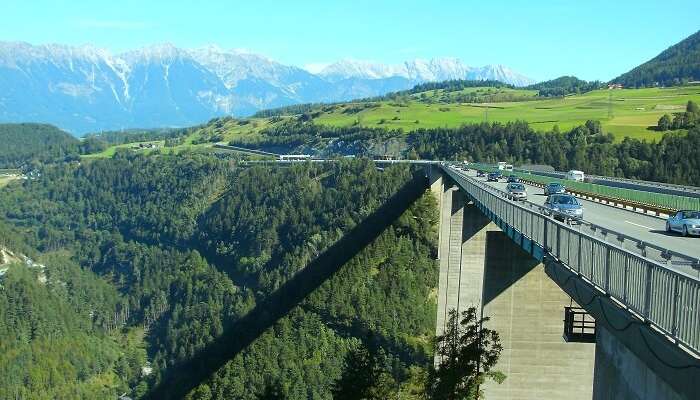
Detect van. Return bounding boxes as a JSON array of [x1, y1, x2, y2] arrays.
[[566, 170, 585, 182]]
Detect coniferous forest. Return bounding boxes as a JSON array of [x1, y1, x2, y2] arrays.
[[0, 153, 439, 399]]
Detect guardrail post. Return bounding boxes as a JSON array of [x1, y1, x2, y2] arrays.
[[671, 275, 679, 337], [605, 246, 611, 292], [623, 257, 629, 303], [577, 234, 582, 273], [556, 224, 561, 257], [643, 263, 653, 319], [543, 218, 548, 252]]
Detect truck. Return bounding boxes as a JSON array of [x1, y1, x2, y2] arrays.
[[566, 170, 585, 182]]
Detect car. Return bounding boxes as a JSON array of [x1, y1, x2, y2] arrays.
[[476, 170, 485, 177], [666, 210, 700, 237], [506, 183, 527, 201], [507, 175, 519, 183], [487, 172, 500, 182], [543, 194, 583, 223], [544, 182, 566, 196]]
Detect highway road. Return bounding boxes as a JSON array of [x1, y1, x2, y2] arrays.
[[453, 168, 700, 263]]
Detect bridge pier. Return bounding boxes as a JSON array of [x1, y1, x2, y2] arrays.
[[431, 167, 699, 399], [432, 174, 595, 400], [480, 232, 595, 399], [545, 259, 699, 400]]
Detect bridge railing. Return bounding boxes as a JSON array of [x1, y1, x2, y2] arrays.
[[442, 164, 700, 356]]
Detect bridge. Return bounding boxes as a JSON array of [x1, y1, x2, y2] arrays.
[[430, 163, 699, 400], [152, 151, 700, 399]]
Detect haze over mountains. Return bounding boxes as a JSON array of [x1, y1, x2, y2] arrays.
[[0, 41, 535, 135]]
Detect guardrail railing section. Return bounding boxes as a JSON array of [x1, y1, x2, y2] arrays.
[[443, 165, 700, 356]]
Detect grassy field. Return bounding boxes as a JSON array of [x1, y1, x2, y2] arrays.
[[81, 117, 280, 159], [315, 86, 700, 141], [84, 85, 700, 159]]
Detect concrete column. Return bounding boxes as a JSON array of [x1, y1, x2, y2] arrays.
[[481, 231, 595, 400], [434, 186, 495, 343], [435, 185, 458, 337]]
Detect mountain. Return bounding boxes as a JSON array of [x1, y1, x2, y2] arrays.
[[0, 41, 535, 135], [612, 30, 700, 87], [319, 58, 535, 87]]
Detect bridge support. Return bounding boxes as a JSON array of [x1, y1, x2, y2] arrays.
[[432, 174, 595, 400], [545, 259, 699, 400], [480, 232, 595, 399]]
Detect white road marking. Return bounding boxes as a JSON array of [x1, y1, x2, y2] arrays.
[[625, 221, 655, 230]]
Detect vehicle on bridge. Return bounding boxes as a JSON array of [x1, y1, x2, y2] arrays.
[[476, 170, 486, 177], [278, 154, 312, 161], [566, 170, 585, 182], [507, 175, 519, 183], [506, 183, 527, 201], [543, 194, 583, 223], [544, 182, 566, 196], [487, 172, 501, 182], [666, 210, 700, 236]]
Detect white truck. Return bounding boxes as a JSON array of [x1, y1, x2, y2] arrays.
[[566, 170, 585, 182]]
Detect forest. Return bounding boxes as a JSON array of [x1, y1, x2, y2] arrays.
[[0, 153, 440, 399], [0, 123, 81, 168], [525, 76, 603, 97], [612, 30, 700, 87], [229, 117, 700, 186]]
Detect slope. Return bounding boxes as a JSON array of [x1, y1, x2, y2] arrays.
[[612, 30, 700, 87], [0, 123, 80, 168]]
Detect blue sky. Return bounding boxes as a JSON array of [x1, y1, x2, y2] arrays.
[[2, 0, 699, 81]]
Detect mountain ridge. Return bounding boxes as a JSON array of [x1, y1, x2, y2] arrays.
[[0, 41, 535, 135], [612, 30, 700, 87]]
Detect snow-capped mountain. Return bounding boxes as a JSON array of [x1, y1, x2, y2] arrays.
[[319, 58, 535, 87], [0, 41, 535, 135]]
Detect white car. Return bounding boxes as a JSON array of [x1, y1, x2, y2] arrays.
[[666, 210, 700, 237]]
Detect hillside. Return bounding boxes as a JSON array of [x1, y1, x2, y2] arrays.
[[0, 123, 80, 168], [525, 76, 602, 97], [612, 30, 700, 87], [0, 156, 438, 398], [310, 85, 700, 141]]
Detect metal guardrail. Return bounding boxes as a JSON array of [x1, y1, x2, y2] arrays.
[[519, 178, 676, 217], [443, 165, 700, 356], [515, 167, 700, 199]]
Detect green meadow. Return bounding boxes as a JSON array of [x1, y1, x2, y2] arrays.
[[315, 85, 700, 141], [84, 85, 700, 159]]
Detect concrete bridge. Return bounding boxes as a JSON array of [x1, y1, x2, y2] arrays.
[[430, 164, 699, 400]]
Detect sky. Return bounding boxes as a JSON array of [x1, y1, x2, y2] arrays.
[[2, 0, 699, 82]]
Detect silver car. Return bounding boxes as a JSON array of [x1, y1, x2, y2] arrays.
[[506, 183, 527, 201], [543, 194, 583, 223], [666, 210, 700, 237]]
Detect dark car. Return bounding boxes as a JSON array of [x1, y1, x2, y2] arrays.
[[544, 182, 566, 196], [543, 194, 583, 223], [476, 170, 485, 177], [507, 175, 519, 183], [487, 172, 500, 182]]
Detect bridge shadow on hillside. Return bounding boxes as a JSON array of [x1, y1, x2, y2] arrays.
[[144, 173, 428, 399]]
